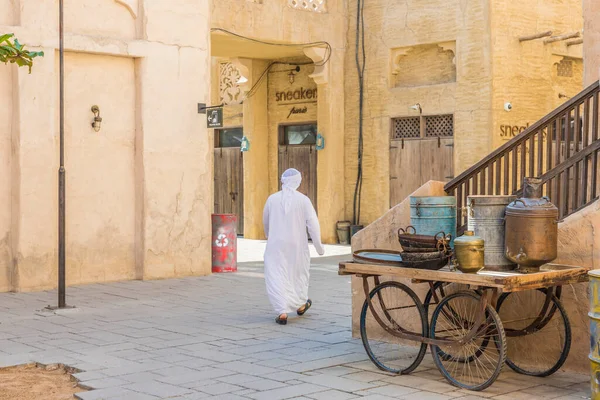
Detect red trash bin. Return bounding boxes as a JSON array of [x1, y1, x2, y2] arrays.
[[211, 214, 237, 273]]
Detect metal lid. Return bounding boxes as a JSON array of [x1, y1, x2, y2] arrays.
[[505, 197, 559, 217], [589, 270, 600, 278], [454, 230, 484, 246]]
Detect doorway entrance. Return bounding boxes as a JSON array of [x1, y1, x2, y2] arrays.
[[389, 115, 454, 206], [278, 124, 318, 209], [214, 127, 244, 235]]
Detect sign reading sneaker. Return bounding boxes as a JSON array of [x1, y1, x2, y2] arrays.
[[275, 87, 318, 104]]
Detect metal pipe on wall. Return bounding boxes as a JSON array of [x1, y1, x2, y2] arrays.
[[58, 0, 66, 308]]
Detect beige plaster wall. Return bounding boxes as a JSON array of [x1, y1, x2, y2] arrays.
[[211, 0, 345, 49], [62, 0, 136, 40], [0, 64, 13, 292], [490, 0, 583, 149], [344, 0, 492, 226], [1, 0, 212, 292], [350, 182, 599, 373], [242, 59, 271, 240], [267, 60, 318, 196], [583, 0, 600, 86], [211, 0, 347, 243], [62, 52, 136, 286]]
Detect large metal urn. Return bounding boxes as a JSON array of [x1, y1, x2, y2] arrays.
[[467, 195, 517, 271], [505, 178, 558, 273]]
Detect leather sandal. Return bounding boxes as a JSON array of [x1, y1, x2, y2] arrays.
[[297, 299, 312, 316], [275, 315, 287, 325]]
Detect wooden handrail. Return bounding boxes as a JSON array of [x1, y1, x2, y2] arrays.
[[445, 81, 600, 192], [444, 80, 600, 232]]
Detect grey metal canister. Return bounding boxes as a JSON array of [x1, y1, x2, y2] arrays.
[[467, 195, 516, 271]]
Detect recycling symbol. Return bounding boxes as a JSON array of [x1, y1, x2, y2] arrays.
[[215, 234, 229, 247]]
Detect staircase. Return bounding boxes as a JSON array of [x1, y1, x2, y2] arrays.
[[445, 81, 600, 233]]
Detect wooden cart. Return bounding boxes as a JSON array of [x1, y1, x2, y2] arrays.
[[339, 262, 588, 391]]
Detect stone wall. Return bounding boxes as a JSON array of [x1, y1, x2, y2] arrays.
[[350, 181, 599, 373], [490, 0, 583, 149], [0, 0, 212, 292], [211, 0, 347, 243], [583, 0, 600, 86], [343, 0, 583, 229]]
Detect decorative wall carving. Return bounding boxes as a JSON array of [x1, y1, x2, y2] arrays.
[[390, 42, 457, 88], [288, 0, 327, 13], [219, 62, 242, 105]]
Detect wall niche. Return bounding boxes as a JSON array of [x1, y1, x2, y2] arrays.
[[390, 42, 456, 88]]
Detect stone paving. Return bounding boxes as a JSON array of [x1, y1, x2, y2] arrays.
[[0, 246, 592, 400]]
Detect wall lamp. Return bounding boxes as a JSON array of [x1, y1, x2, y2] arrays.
[[410, 103, 422, 114], [91, 105, 102, 132], [288, 66, 300, 84]]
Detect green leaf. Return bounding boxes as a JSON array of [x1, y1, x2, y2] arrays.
[[0, 34, 43, 72], [0, 33, 14, 43]]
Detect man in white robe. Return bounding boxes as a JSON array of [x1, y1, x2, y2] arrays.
[[263, 168, 324, 325]]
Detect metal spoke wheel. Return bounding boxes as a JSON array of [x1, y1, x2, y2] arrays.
[[424, 282, 481, 317], [360, 281, 428, 374], [429, 291, 506, 391], [425, 283, 489, 363], [496, 288, 571, 377]]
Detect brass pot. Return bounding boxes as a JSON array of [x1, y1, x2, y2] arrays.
[[454, 231, 485, 273], [505, 177, 558, 273]]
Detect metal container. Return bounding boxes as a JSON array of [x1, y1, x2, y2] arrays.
[[410, 196, 457, 248], [505, 178, 558, 273], [467, 195, 517, 271], [589, 270, 600, 399], [397, 226, 451, 251], [336, 221, 351, 245], [454, 231, 485, 273], [211, 214, 238, 273]]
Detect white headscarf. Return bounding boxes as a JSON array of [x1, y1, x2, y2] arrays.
[[281, 168, 302, 214]]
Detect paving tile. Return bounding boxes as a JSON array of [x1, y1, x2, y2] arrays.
[[124, 381, 194, 397], [0, 245, 590, 400], [80, 377, 130, 389], [246, 383, 328, 400], [356, 384, 421, 398], [239, 378, 287, 391], [308, 389, 361, 399], [75, 387, 149, 400], [298, 374, 379, 392], [196, 381, 244, 395]]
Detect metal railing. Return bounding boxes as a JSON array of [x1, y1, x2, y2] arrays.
[[445, 81, 600, 233]]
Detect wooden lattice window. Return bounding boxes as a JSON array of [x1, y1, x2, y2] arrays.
[[557, 60, 573, 77], [425, 115, 453, 137], [392, 117, 420, 139]]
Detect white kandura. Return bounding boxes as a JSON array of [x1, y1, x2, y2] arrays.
[[263, 168, 325, 315]]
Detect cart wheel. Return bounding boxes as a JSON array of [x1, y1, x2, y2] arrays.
[[496, 288, 571, 377], [424, 282, 480, 317], [425, 284, 491, 363], [360, 281, 428, 374], [430, 291, 506, 391]]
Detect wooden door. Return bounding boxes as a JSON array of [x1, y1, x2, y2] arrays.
[[389, 139, 454, 207], [420, 138, 454, 183], [389, 139, 422, 207], [278, 145, 318, 209], [214, 145, 244, 234], [389, 115, 455, 207]]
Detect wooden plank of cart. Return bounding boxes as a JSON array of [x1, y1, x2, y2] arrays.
[[339, 261, 588, 391]]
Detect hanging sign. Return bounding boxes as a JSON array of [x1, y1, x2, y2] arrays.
[[207, 108, 223, 128]]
